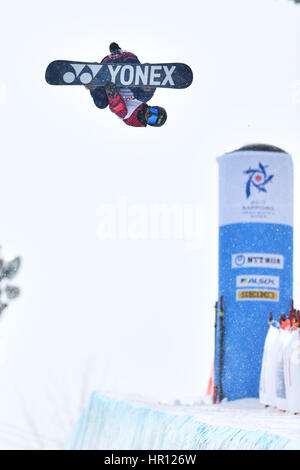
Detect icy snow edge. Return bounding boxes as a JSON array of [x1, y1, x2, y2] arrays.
[[64, 392, 300, 450]]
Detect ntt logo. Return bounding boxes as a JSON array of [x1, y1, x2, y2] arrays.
[[232, 253, 284, 269], [234, 255, 246, 266]]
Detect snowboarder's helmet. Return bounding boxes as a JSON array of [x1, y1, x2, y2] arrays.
[[147, 106, 167, 127]]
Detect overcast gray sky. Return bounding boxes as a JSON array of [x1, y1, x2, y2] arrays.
[[0, 0, 299, 447]]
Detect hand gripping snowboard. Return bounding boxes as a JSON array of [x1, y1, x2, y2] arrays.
[[45, 61, 193, 89]]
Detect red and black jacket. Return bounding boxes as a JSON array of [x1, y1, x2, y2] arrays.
[[106, 93, 147, 127]]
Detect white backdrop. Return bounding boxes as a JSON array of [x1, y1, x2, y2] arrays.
[[0, 0, 300, 449]]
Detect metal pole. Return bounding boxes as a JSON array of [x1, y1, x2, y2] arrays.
[[219, 295, 224, 402]]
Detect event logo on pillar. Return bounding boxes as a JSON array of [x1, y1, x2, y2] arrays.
[[218, 147, 293, 227], [244, 163, 274, 198]]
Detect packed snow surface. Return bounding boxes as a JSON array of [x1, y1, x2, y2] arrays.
[[64, 392, 300, 450]]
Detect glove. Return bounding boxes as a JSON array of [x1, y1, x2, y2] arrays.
[[137, 104, 148, 125], [105, 82, 119, 98]]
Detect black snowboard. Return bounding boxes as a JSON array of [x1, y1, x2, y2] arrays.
[[45, 61, 193, 89]]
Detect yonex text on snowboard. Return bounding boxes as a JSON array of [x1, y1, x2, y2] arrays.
[[66, 64, 177, 86], [45, 61, 193, 88]]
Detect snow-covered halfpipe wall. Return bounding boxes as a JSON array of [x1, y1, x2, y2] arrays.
[[64, 392, 300, 450]]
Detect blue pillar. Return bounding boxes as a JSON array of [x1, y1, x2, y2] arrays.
[[214, 144, 293, 401]]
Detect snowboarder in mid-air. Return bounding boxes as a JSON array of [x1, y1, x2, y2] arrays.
[[86, 43, 168, 128]]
